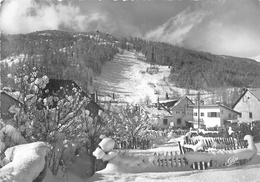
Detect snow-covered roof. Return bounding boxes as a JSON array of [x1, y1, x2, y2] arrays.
[[140, 105, 172, 116], [159, 96, 194, 111], [0, 90, 23, 103], [158, 99, 179, 104]]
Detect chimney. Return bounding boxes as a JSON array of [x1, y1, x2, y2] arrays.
[[95, 91, 98, 103], [112, 93, 115, 100], [91, 92, 95, 102], [165, 92, 169, 99]]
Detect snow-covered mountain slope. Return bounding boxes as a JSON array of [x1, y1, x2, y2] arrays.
[[93, 50, 199, 103]]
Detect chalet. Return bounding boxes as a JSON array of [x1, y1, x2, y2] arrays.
[[159, 96, 194, 128], [141, 96, 194, 129], [42, 79, 103, 117], [140, 105, 172, 129], [191, 104, 240, 128], [232, 88, 260, 124], [0, 91, 23, 120]]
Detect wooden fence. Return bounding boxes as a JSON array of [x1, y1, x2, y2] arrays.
[[115, 137, 151, 150], [180, 137, 248, 153]]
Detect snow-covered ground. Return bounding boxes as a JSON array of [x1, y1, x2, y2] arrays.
[[94, 50, 199, 103], [43, 140, 260, 182]]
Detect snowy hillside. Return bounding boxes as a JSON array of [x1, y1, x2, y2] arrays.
[[0, 54, 27, 66], [94, 50, 200, 103]]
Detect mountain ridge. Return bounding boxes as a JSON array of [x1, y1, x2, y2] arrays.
[[1, 30, 260, 93]]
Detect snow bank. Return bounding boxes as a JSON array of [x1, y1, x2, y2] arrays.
[[0, 142, 51, 182], [91, 135, 257, 175], [87, 142, 260, 182]]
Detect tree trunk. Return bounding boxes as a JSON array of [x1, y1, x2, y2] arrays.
[[89, 136, 96, 176]]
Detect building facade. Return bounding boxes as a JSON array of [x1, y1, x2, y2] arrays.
[[157, 96, 194, 129], [232, 88, 260, 123], [192, 104, 240, 128]]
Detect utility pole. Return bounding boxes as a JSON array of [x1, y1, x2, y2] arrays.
[[151, 45, 155, 67], [198, 92, 200, 129]]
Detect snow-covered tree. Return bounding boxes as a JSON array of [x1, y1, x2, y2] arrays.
[[0, 120, 27, 158], [76, 109, 113, 174], [5, 64, 90, 175], [108, 104, 152, 143]]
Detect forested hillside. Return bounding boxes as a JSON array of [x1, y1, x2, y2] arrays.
[[1, 30, 260, 94], [1, 30, 119, 92], [126, 37, 260, 90]]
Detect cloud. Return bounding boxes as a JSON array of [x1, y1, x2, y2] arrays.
[[144, 7, 208, 46], [0, 0, 117, 34], [143, 1, 260, 58], [203, 20, 260, 58]]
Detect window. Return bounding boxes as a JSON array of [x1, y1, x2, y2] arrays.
[[228, 113, 231, 118], [208, 112, 220, 117], [249, 112, 253, 118], [221, 110, 223, 114], [194, 112, 197, 116], [163, 119, 168, 125], [201, 112, 204, 117], [177, 118, 182, 125]]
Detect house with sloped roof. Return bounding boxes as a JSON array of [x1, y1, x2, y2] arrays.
[[191, 103, 241, 128], [232, 88, 260, 123], [142, 96, 194, 129], [159, 96, 194, 128], [1, 90, 23, 120], [41, 79, 103, 117], [140, 104, 172, 129]]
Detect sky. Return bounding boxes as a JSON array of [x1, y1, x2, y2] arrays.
[[1, 0, 260, 59]]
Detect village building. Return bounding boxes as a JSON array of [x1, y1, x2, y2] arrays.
[[140, 96, 194, 129], [0, 90, 23, 121], [42, 79, 103, 117], [232, 88, 260, 124], [191, 103, 240, 128], [159, 96, 194, 129], [140, 104, 172, 129]]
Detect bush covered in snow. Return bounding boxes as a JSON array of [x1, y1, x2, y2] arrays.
[[1, 65, 110, 176]]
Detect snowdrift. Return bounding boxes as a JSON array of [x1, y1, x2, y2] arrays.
[[92, 135, 257, 173], [0, 142, 51, 182]]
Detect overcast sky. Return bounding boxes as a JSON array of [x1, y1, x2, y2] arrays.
[[1, 0, 260, 59]]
